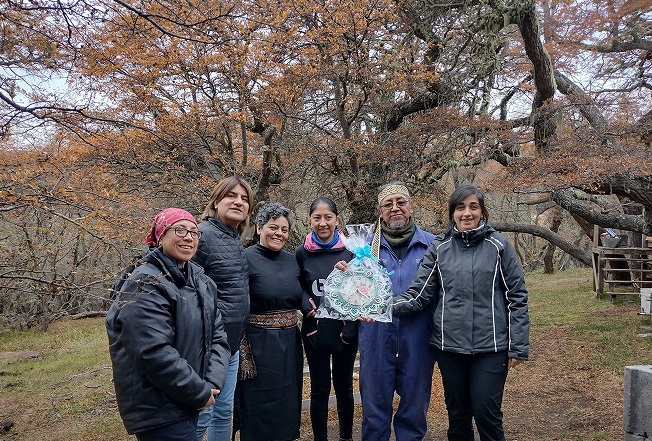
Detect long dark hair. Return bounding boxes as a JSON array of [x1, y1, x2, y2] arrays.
[[447, 185, 489, 232]]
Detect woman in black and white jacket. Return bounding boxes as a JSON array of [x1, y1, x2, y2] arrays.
[[393, 185, 529, 441]]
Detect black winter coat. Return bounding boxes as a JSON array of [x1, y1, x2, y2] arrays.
[[393, 224, 530, 359], [106, 247, 230, 434], [295, 235, 358, 349], [193, 216, 249, 355]]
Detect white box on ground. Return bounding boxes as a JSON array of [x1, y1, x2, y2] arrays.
[[641, 288, 652, 315]]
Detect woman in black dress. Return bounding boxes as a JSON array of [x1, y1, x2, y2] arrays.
[[234, 202, 304, 441]]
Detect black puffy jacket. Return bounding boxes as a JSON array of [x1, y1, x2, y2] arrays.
[[106, 247, 230, 434], [393, 224, 530, 360], [193, 216, 249, 355]]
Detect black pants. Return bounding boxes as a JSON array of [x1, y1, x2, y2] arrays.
[[304, 338, 358, 441], [436, 350, 509, 441], [135, 418, 197, 441]]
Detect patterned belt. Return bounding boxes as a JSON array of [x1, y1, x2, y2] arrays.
[[238, 309, 300, 380], [248, 309, 300, 329]]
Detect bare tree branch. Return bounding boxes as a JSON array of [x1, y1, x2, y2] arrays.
[[554, 70, 613, 142], [492, 221, 592, 265], [552, 188, 652, 235]]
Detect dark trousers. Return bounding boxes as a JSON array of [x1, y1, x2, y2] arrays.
[[436, 350, 509, 441], [304, 338, 358, 441], [135, 418, 197, 441]]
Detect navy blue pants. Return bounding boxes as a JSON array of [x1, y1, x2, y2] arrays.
[[304, 338, 358, 441], [359, 320, 435, 441], [135, 419, 197, 441], [436, 350, 509, 441]]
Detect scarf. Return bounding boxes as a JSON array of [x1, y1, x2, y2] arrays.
[[310, 229, 340, 250], [144, 208, 197, 246], [371, 216, 415, 257]]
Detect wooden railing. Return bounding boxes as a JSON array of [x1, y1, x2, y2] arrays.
[[591, 247, 652, 299]]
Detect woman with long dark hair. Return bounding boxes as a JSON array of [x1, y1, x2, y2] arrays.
[[194, 175, 254, 441]]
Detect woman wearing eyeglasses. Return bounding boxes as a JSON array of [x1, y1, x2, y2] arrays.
[[233, 202, 304, 441], [106, 208, 230, 441], [193, 175, 254, 441]]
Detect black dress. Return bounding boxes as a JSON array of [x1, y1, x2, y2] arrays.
[[234, 243, 304, 441]]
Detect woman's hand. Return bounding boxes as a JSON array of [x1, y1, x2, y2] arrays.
[[334, 260, 349, 271], [307, 298, 317, 317], [358, 317, 375, 323], [509, 358, 525, 368], [201, 388, 220, 409]]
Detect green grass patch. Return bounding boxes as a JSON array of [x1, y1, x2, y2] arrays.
[[525, 267, 652, 372], [0, 317, 123, 440]]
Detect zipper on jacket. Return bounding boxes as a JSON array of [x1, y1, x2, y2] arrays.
[[461, 231, 470, 247]]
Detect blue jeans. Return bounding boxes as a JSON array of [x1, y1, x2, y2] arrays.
[[196, 352, 239, 441]]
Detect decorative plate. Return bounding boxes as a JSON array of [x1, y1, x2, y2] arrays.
[[318, 264, 392, 322]]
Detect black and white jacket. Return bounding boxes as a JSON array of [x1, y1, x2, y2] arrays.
[[393, 223, 530, 360]]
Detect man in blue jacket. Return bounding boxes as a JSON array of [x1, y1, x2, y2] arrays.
[[359, 181, 437, 441]]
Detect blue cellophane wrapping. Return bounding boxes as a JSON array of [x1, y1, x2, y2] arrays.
[[316, 223, 393, 322]]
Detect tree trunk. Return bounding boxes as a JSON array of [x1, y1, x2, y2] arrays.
[[542, 205, 562, 273], [516, 4, 557, 155]]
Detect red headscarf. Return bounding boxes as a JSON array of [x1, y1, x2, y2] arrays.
[[144, 208, 198, 246]]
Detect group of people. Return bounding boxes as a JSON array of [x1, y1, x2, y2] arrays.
[[106, 176, 530, 441]]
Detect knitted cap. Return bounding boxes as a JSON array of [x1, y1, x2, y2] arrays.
[[377, 184, 410, 205]]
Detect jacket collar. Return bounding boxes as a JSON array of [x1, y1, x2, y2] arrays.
[[452, 223, 494, 247], [303, 231, 346, 251], [208, 215, 239, 238], [380, 223, 431, 250], [141, 247, 194, 288]]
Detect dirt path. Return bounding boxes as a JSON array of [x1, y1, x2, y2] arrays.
[[307, 324, 623, 441]]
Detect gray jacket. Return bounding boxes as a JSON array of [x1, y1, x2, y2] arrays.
[[393, 224, 529, 359], [193, 216, 249, 355]]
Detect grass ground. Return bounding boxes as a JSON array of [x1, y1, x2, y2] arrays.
[[1, 267, 651, 440]]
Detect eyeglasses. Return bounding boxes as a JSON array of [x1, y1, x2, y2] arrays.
[[380, 199, 409, 211], [167, 226, 202, 240]]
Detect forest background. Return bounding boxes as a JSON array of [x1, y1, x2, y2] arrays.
[[0, 0, 651, 331]]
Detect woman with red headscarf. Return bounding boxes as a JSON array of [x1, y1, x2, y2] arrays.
[[106, 208, 231, 441]]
